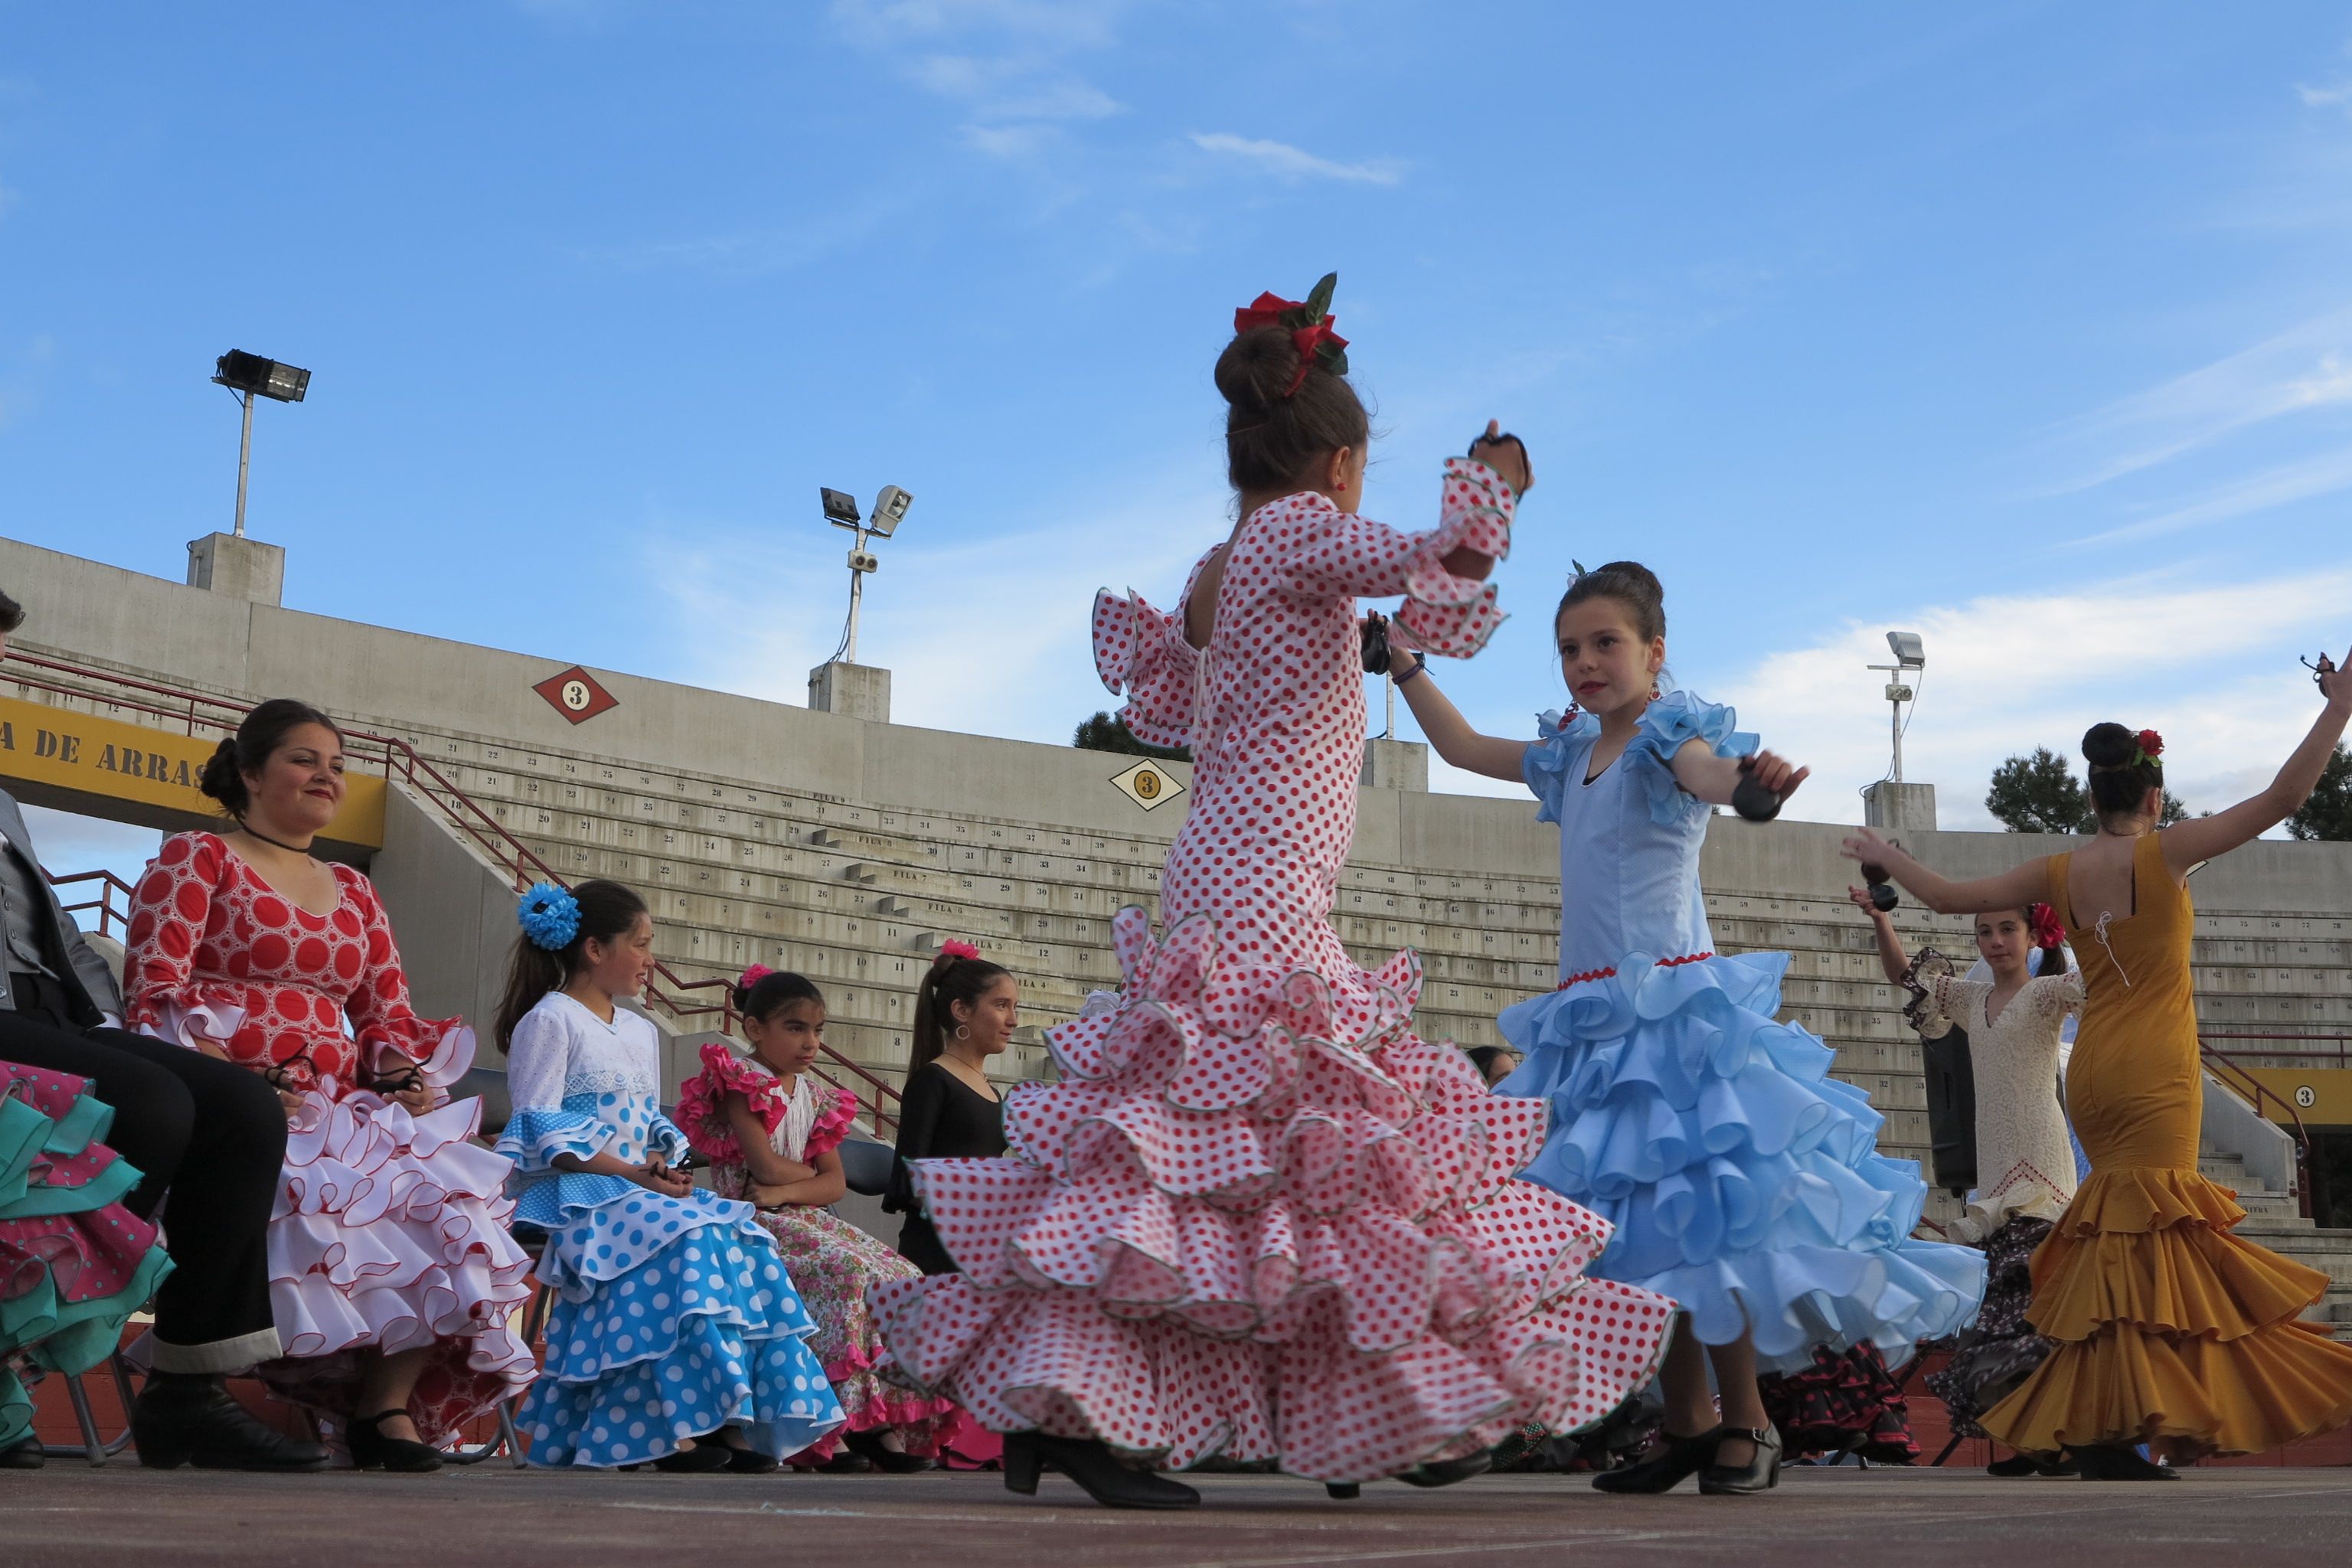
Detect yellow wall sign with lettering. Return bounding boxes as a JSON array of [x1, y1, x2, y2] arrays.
[[0, 696, 385, 849], [2236, 1067, 2352, 1129]]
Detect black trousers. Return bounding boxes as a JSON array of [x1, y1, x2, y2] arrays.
[[0, 974, 283, 1371]]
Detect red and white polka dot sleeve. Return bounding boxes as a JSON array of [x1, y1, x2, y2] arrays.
[[121, 831, 228, 1030]]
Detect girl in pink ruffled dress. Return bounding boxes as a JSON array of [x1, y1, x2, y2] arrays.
[[122, 701, 534, 1470], [677, 967, 958, 1471], [870, 276, 1677, 1508]]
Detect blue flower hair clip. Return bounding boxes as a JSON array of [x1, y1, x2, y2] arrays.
[[518, 881, 581, 950]]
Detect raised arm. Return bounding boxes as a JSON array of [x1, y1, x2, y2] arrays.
[[1847, 885, 1911, 985], [1389, 650, 1529, 782], [2155, 650, 2351, 874], [1670, 740, 1808, 807], [1841, 826, 2050, 916]]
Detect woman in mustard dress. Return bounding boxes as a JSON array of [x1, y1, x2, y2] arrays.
[[1843, 648, 2352, 1478]]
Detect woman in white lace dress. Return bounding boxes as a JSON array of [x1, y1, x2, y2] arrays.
[[1851, 891, 2080, 1472]]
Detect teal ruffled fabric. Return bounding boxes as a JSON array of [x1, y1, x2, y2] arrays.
[[1498, 950, 1984, 1373], [1524, 691, 1758, 831]]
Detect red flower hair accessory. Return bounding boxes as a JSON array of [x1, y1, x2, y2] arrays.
[[737, 963, 774, 991], [2028, 903, 2065, 950], [939, 939, 982, 962], [2135, 729, 2164, 766], [1233, 272, 1350, 397]]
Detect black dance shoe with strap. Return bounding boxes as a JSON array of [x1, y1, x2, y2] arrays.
[[1590, 1425, 1724, 1494], [347, 1410, 444, 1473], [131, 1376, 330, 1472], [1697, 1423, 1782, 1494], [1003, 1432, 1200, 1509], [2066, 1443, 2176, 1481], [1397, 1449, 1494, 1488], [843, 1427, 934, 1473]]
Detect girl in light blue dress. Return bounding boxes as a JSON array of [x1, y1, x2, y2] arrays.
[[1393, 560, 1983, 1496], [492, 879, 844, 1470]]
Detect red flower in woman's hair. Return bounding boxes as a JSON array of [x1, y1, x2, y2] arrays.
[[1233, 273, 1350, 397], [939, 939, 982, 962], [2028, 902, 2065, 950], [737, 962, 773, 991], [2135, 728, 2164, 761]]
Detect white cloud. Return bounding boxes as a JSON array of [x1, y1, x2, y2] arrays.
[[1189, 132, 1402, 186], [1713, 566, 2352, 831], [2036, 308, 2352, 494], [832, 0, 1127, 159], [2072, 446, 2352, 545]]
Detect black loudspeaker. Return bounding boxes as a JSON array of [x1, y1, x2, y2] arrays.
[[1920, 1021, 1978, 1197]]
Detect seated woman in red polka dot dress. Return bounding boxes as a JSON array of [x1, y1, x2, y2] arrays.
[[122, 701, 535, 1472], [871, 276, 1677, 1508]]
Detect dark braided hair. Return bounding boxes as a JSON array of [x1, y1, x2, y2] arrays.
[[1556, 561, 1666, 643], [197, 698, 343, 819], [2082, 722, 2163, 827], [737, 968, 825, 1023], [1215, 327, 1370, 494]]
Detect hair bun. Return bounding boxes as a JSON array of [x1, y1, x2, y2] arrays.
[[1214, 325, 1300, 414], [2081, 721, 2139, 769]]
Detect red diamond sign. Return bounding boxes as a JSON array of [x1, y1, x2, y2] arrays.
[[533, 665, 618, 725]]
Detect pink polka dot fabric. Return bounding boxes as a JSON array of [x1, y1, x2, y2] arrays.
[[873, 465, 1677, 1483]]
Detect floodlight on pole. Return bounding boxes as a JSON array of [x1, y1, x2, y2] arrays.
[[823, 485, 915, 665], [211, 351, 310, 538], [1866, 630, 1926, 782]]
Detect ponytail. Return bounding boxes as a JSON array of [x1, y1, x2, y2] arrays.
[[492, 878, 649, 1051], [909, 941, 1010, 1073]]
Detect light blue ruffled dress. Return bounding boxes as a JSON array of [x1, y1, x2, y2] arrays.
[[495, 991, 844, 1466], [1495, 693, 1985, 1374]]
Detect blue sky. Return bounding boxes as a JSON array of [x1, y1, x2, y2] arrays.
[[5, 2, 2350, 887]]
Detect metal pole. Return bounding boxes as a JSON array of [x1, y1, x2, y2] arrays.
[[1383, 671, 1395, 740], [233, 390, 254, 537], [844, 524, 866, 665], [1891, 694, 1903, 783]]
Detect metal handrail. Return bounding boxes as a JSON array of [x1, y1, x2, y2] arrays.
[[2197, 1040, 2315, 1221], [6, 649, 904, 1132], [46, 867, 137, 942]]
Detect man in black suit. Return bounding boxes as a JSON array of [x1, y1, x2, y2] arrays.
[[0, 587, 325, 1472]]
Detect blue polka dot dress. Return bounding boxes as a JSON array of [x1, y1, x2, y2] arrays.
[[495, 992, 844, 1467]]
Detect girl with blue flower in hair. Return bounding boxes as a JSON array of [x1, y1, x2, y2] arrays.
[[492, 878, 844, 1470], [1393, 560, 1984, 1496]]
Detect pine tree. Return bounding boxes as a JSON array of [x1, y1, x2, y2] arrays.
[[2287, 743, 2352, 841], [1073, 710, 1190, 762], [1985, 747, 2089, 834]]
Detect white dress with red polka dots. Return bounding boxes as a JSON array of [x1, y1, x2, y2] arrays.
[[873, 462, 1677, 1483], [125, 831, 534, 1446]]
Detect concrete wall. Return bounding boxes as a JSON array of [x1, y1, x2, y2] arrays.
[[369, 783, 522, 1046]]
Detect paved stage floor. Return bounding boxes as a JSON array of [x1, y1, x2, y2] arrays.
[[5, 1462, 2350, 1567]]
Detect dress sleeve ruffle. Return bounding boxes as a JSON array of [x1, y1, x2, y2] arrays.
[[645, 1109, 690, 1166], [493, 1106, 613, 1176], [1089, 585, 1199, 750], [675, 1042, 788, 1165], [130, 995, 250, 1054], [805, 1088, 859, 1160], [1521, 710, 1601, 826], [1390, 458, 1515, 656], [357, 1017, 475, 1089], [1622, 691, 1758, 827]]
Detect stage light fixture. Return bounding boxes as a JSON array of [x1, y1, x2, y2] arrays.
[[213, 351, 310, 403], [820, 488, 862, 525], [1886, 631, 1926, 668]]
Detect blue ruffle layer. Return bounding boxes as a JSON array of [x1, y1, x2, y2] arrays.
[[1526, 690, 1757, 830], [519, 1214, 843, 1466], [1498, 949, 1985, 1373]]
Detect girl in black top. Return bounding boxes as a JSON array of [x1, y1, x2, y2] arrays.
[[885, 942, 1016, 1275]]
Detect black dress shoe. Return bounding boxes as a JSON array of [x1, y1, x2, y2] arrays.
[[1003, 1432, 1200, 1509], [652, 1440, 737, 1473], [1698, 1424, 1783, 1495], [347, 1410, 443, 1474], [1398, 1449, 1493, 1488], [2066, 1443, 2175, 1481], [1, 1436, 44, 1469], [131, 1379, 330, 1472], [1592, 1425, 1723, 1494], [843, 1427, 934, 1473], [723, 1444, 780, 1474]]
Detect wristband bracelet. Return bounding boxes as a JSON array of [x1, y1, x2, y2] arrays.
[[1395, 655, 1429, 685]]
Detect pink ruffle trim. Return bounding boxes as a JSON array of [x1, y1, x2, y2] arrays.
[[677, 1042, 858, 1165], [872, 905, 1677, 1481]]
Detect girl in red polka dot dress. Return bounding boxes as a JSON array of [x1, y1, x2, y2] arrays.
[[871, 276, 1677, 1508], [122, 701, 534, 1470]]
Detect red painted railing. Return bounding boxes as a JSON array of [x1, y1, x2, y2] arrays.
[[46, 867, 136, 942], [2197, 1037, 2329, 1222], [7, 649, 904, 1134]]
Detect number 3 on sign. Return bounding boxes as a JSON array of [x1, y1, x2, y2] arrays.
[[560, 681, 592, 712], [2295, 1085, 2317, 1109]]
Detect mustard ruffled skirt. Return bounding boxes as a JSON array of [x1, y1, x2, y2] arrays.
[[1979, 1167, 2352, 1460]]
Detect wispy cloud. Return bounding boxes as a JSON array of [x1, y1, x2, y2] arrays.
[[2035, 307, 2352, 494], [1714, 566, 2352, 828], [2070, 446, 2352, 545], [1188, 132, 1402, 186], [831, 0, 1128, 160]]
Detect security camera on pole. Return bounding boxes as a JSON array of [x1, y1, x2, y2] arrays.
[[807, 485, 913, 724], [1861, 630, 1936, 832]]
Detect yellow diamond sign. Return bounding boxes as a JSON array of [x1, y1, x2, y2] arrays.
[[1108, 758, 1185, 812]]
